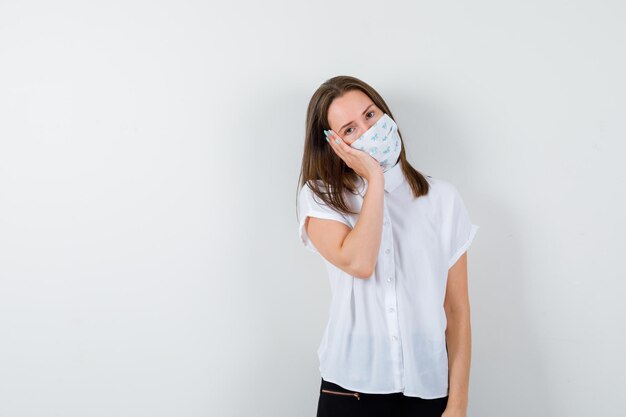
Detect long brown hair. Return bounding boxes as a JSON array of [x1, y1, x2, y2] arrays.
[[297, 75, 430, 219]]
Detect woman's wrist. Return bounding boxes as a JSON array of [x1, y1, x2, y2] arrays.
[[364, 171, 384, 187], [446, 395, 468, 411]]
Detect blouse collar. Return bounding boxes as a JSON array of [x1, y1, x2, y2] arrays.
[[383, 160, 404, 193]]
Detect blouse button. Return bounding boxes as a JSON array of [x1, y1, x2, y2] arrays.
[[388, 307, 395, 313], [387, 277, 392, 282], [385, 248, 391, 254], [392, 335, 398, 341]]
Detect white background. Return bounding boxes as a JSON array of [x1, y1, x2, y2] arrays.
[[1, 1, 624, 416]]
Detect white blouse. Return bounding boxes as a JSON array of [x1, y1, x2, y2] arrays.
[[297, 161, 479, 399]]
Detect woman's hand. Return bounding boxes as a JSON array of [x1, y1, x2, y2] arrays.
[[325, 130, 384, 183]]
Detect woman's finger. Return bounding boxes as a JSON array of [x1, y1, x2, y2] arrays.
[[325, 129, 346, 159], [327, 130, 352, 159]]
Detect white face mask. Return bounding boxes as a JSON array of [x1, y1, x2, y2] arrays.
[[349, 113, 401, 172]]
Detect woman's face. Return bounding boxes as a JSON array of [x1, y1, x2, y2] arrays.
[[327, 89, 383, 146]]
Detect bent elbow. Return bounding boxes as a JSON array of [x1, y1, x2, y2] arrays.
[[350, 261, 376, 279]]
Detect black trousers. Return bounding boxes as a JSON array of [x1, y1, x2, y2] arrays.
[[316, 378, 449, 417]]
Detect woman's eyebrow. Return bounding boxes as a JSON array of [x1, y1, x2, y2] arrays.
[[339, 103, 374, 132]]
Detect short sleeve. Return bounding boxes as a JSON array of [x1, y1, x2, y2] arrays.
[[440, 183, 479, 270], [297, 183, 352, 254]]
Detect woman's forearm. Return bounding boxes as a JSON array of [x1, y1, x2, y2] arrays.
[[445, 308, 471, 411], [340, 176, 384, 278]]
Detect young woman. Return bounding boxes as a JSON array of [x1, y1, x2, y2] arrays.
[[296, 75, 479, 417]]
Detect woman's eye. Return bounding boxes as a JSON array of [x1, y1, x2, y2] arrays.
[[344, 111, 375, 135]]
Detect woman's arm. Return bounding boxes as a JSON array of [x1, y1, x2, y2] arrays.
[[443, 251, 472, 415], [305, 176, 385, 278]]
